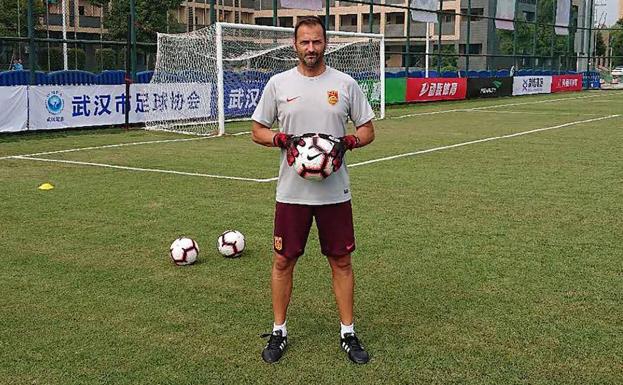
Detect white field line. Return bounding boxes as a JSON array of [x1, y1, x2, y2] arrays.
[[12, 156, 276, 183], [349, 114, 620, 168], [460, 110, 602, 115], [2, 93, 615, 161], [10, 114, 618, 183], [390, 93, 612, 119], [0, 130, 250, 160]]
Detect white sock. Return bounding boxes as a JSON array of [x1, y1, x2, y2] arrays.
[[340, 322, 355, 338], [273, 321, 287, 337]]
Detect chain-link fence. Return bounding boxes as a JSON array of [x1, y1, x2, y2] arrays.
[[0, 0, 621, 81]]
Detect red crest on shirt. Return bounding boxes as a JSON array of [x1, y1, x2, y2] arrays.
[[327, 90, 338, 105]]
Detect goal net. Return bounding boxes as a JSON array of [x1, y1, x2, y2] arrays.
[[144, 22, 384, 136]]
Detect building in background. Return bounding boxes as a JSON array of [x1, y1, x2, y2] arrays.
[[36, 0, 593, 72]]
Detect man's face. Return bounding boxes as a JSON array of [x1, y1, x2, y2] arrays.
[[294, 24, 326, 68]]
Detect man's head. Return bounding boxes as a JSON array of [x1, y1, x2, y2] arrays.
[[294, 16, 327, 69]]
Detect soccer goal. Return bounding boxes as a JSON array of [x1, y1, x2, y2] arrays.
[[144, 22, 385, 136]]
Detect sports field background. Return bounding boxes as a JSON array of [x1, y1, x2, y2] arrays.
[[1, 91, 622, 385]]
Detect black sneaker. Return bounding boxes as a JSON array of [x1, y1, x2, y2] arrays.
[[340, 333, 369, 364], [261, 330, 287, 363]]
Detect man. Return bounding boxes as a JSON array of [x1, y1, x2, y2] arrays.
[[12, 59, 23, 71], [251, 16, 375, 364]]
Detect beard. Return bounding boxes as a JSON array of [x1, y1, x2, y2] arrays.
[[297, 49, 325, 68]]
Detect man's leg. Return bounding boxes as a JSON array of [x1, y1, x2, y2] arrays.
[[328, 253, 369, 364], [327, 253, 354, 326], [317, 201, 369, 364], [262, 252, 297, 363], [262, 203, 311, 363], [272, 252, 297, 325]]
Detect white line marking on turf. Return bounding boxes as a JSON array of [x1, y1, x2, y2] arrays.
[[11, 156, 275, 183], [390, 94, 609, 119], [3, 93, 618, 161], [8, 114, 619, 183], [460, 110, 601, 116], [0, 131, 251, 160], [349, 114, 620, 168]]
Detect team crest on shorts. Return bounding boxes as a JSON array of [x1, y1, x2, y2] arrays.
[[274, 236, 283, 251], [327, 90, 338, 105]]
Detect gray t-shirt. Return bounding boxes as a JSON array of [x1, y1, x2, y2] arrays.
[[252, 66, 375, 205]]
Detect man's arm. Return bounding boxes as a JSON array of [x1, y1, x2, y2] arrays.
[[353, 119, 375, 148], [251, 120, 278, 147]]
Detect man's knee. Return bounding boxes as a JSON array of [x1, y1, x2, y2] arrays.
[[273, 253, 297, 273], [329, 254, 352, 272]]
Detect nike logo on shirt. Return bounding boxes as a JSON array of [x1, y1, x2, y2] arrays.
[[286, 96, 301, 102]]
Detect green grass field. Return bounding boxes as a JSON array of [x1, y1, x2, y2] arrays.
[[1, 91, 622, 385]]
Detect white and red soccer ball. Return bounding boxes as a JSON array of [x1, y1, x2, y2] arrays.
[[217, 230, 245, 258], [169, 237, 199, 266], [293, 134, 338, 181]]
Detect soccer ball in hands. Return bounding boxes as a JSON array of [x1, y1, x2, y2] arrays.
[[217, 230, 245, 258], [293, 134, 338, 181], [169, 237, 199, 266]]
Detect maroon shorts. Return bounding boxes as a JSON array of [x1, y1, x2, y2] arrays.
[[273, 200, 356, 259]]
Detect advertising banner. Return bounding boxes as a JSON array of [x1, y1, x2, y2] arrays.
[[554, 0, 571, 35], [583, 72, 601, 89], [132, 83, 213, 124], [280, 0, 322, 11], [406, 77, 467, 102], [410, 0, 439, 23], [29, 83, 212, 130], [223, 81, 265, 118], [0, 86, 28, 132], [512, 76, 552, 96], [385, 77, 407, 104], [551, 74, 583, 93], [495, 0, 516, 30], [466, 77, 513, 99]]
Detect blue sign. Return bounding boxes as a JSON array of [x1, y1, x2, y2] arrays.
[[46, 91, 64, 115]]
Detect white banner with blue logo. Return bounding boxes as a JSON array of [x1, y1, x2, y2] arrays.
[[29, 83, 213, 130], [131, 83, 212, 123], [512, 76, 552, 96], [30, 85, 128, 130], [0, 86, 28, 132]]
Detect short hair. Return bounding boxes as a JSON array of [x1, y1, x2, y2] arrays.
[[294, 16, 326, 41]]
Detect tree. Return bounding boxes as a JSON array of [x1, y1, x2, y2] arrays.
[[495, 0, 576, 68], [609, 19, 623, 66], [595, 30, 606, 57], [0, 0, 45, 37], [104, 0, 184, 42]]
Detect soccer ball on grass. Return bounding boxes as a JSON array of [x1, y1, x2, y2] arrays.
[[217, 230, 245, 258], [169, 237, 199, 266]]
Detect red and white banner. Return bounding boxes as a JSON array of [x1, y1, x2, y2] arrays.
[[406, 78, 467, 102], [551, 74, 583, 93]]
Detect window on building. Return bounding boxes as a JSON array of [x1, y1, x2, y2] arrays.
[[362, 13, 381, 25], [340, 14, 357, 26], [459, 43, 482, 54], [460, 8, 484, 22], [386, 12, 405, 25], [523, 11, 535, 22], [315, 15, 334, 29], [441, 11, 455, 24], [79, 6, 85, 16], [255, 17, 273, 26], [279, 16, 293, 27]]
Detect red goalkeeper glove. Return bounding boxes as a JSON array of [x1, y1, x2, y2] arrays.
[[323, 134, 359, 172], [273, 132, 302, 166]]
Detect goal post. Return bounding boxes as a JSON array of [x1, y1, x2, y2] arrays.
[[145, 22, 385, 136]]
